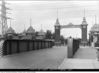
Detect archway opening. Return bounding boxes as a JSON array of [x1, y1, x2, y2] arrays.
[[61, 28, 81, 39]]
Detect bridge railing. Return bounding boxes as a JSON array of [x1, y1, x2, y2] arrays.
[[2, 39, 54, 56]]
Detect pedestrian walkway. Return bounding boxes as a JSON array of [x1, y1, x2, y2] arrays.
[[58, 59, 99, 69], [0, 46, 68, 69], [73, 46, 97, 59], [58, 46, 99, 69]]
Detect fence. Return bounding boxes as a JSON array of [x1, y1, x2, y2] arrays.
[[67, 38, 80, 58], [2, 39, 54, 56], [72, 39, 80, 55]]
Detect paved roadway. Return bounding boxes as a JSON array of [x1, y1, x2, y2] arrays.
[[0, 45, 68, 69], [0, 40, 98, 69]]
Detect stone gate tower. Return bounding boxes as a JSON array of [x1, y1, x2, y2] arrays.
[[81, 17, 88, 45], [54, 18, 61, 45]]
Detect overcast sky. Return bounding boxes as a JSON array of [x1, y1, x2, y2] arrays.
[[0, 0, 99, 38]]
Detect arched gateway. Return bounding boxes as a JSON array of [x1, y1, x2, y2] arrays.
[[54, 17, 88, 45]]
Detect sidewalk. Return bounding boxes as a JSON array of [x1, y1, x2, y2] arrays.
[[58, 59, 99, 69], [58, 46, 99, 69], [0, 46, 68, 69], [73, 46, 97, 59]]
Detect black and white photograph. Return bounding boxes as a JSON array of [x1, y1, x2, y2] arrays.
[[0, 0, 99, 71]]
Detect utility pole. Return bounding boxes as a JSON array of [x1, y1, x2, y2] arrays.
[[0, 0, 11, 36]]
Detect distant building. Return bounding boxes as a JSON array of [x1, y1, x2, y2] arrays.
[[36, 30, 45, 39], [6, 27, 15, 34], [22, 29, 27, 36], [89, 24, 99, 47], [21, 26, 36, 39]]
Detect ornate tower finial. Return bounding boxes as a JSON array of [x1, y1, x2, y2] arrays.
[[55, 18, 60, 25], [84, 9, 85, 18], [55, 8, 60, 25], [82, 9, 87, 25], [30, 18, 32, 27], [57, 8, 58, 19], [41, 24, 42, 31], [10, 19, 11, 28], [83, 9, 86, 21], [95, 15, 97, 24], [24, 24, 26, 31]]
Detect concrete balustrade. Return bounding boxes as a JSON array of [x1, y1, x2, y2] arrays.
[[2, 39, 54, 56]]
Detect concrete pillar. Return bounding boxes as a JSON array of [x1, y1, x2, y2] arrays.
[[96, 49, 99, 61], [67, 37, 73, 58]]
